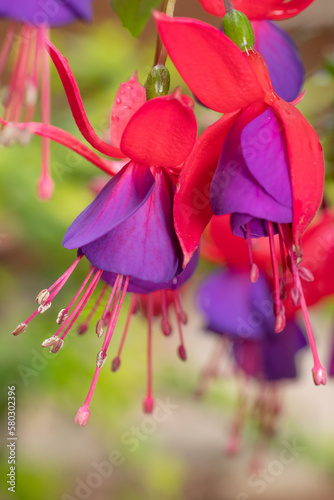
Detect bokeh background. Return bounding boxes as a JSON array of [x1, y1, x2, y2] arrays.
[[1, 1, 334, 499]]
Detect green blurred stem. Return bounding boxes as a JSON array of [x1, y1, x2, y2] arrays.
[[153, 0, 177, 66]]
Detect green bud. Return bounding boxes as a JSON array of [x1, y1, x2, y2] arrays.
[[222, 9, 254, 52], [145, 65, 170, 100]]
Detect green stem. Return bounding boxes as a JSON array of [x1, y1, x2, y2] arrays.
[[153, 0, 177, 66], [223, 0, 234, 13]]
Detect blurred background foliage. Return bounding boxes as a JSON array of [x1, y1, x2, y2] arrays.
[[1, 1, 334, 500]]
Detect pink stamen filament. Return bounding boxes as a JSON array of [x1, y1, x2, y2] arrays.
[[278, 229, 287, 300], [173, 294, 186, 360], [267, 221, 284, 332], [101, 275, 121, 322], [62, 266, 95, 315], [113, 294, 137, 365], [78, 283, 109, 331], [77, 277, 129, 417], [46, 255, 83, 301], [38, 26, 53, 199], [173, 291, 187, 324], [0, 21, 16, 77], [23, 28, 39, 122], [195, 337, 227, 397], [101, 276, 129, 355], [144, 295, 154, 408], [57, 270, 103, 340]]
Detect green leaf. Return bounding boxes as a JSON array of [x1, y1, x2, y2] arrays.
[[110, 0, 162, 37]]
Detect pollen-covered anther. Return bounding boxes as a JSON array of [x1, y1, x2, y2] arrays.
[[180, 310, 188, 325], [111, 356, 121, 372], [298, 265, 314, 283], [36, 289, 50, 305], [38, 302, 52, 314], [95, 319, 104, 338], [56, 309, 68, 325], [12, 322, 27, 336], [50, 338, 64, 354], [290, 286, 301, 307], [312, 366, 327, 386], [18, 129, 33, 146], [275, 311, 286, 333], [96, 350, 107, 368], [41, 335, 59, 348]]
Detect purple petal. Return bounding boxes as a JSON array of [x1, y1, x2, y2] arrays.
[[262, 321, 307, 381], [210, 108, 292, 235], [0, 0, 93, 26], [63, 162, 155, 250], [81, 170, 182, 283], [101, 250, 199, 294], [230, 214, 272, 238], [252, 21, 304, 102], [197, 268, 275, 340]]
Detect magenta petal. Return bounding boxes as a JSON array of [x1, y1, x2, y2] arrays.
[[120, 90, 197, 168], [252, 21, 304, 102], [63, 162, 155, 249], [81, 170, 182, 283]]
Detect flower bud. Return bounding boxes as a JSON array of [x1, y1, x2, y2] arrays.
[[145, 64, 170, 100], [222, 10, 254, 52]]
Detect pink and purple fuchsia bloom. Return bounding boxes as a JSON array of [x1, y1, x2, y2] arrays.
[[10, 38, 198, 425], [155, 12, 326, 385], [197, 267, 307, 458], [0, 0, 93, 198]]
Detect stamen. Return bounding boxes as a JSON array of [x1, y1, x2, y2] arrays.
[[143, 294, 154, 413], [111, 294, 137, 372], [267, 221, 285, 333], [160, 290, 172, 336], [278, 230, 287, 300], [57, 270, 102, 341], [280, 225, 327, 385], [47, 254, 83, 302], [77, 283, 109, 334], [101, 274, 122, 322], [0, 21, 16, 77], [74, 276, 129, 426], [194, 337, 227, 399], [36, 289, 50, 305], [57, 266, 95, 323], [173, 294, 187, 361], [174, 291, 188, 325], [246, 223, 259, 283], [11, 322, 27, 336], [37, 26, 53, 199]]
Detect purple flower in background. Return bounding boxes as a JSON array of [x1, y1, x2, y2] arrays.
[[0, 0, 93, 199], [196, 267, 306, 458]]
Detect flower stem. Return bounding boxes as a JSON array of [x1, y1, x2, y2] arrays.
[[153, 0, 177, 66], [223, 0, 234, 13]]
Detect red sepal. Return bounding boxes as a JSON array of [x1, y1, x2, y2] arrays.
[[154, 12, 264, 113], [174, 111, 240, 267]]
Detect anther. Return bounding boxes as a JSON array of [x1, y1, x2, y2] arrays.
[[298, 265, 314, 283], [111, 356, 121, 372], [36, 288, 50, 305], [12, 322, 27, 336], [250, 263, 259, 284], [50, 338, 64, 354], [143, 395, 155, 414], [96, 319, 104, 338], [38, 302, 51, 314], [290, 286, 301, 307], [161, 318, 172, 336], [56, 308, 68, 325], [96, 350, 107, 368], [178, 345, 187, 361], [41, 335, 59, 347], [312, 366, 327, 386]]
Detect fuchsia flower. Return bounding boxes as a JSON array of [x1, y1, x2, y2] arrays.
[[0, 0, 93, 198], [10, 40, 198, 424], [197, 267, 307, 459], [155, 12, 326, 385], [198, 0, 314, 101]]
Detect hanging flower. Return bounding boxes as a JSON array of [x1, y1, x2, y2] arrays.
[[196, 266, 307, 461], [10, 39, 198, 424], [0, 0, 93, 198], [197, 0, 314, 101], [154, 12, 325, 384]]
